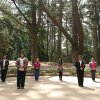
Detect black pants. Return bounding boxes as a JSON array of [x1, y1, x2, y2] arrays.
[[59, 71, 63, 80], [17, 70, 26, 88], [77, 69, 84, 86], [1, 69, 7, 82], [91, 70, 96, 81]]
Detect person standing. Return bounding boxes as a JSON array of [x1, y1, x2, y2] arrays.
[[57, 58, 63, 81], [0, 55, 9, 82], [16, 52, 28, 89], [34, 58, 40, 81], [89, 58, 97, 81], [75, 55, 85, 87]]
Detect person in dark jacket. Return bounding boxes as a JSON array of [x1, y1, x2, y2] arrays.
[[16, 52, 28, 89], [0, 55, 9, 82], [75, 55, 85, 87], [57, 58, 63, 81]]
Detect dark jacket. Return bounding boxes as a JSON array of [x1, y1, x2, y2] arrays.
[[0, 59, 9, 70], [75, 60, 85, 70]]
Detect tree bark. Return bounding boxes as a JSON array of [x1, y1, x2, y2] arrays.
[[72, 0, 84, 55], [30, 0, 38, 63], [40, 0, 84, 62], [71, 0, 85, 61], [57, 0, 62, 60], [40, 0, 75, 48]]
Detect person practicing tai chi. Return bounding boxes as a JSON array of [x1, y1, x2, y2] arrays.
[[34, 58, 40, 81], [89, 58, 97, 81], [0, 55, 9, 82], [57, 58, 63, 81], [75, 55, 85, 87], [16, 52, 28, 89]]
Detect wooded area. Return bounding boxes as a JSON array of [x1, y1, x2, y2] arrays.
[[0, 0, 100, 64]]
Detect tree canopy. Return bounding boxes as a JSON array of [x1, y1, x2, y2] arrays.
[[0, 0, 100, 64]]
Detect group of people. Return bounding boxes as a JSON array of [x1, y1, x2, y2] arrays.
[[75, 55, 97, 87], [16, 52, 40, 89], [0, 53, 97, 89], [0, 52, 41, 89], [57, 55, 97, 87]]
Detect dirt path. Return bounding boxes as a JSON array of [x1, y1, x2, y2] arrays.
[[0, 76, 100, 100]]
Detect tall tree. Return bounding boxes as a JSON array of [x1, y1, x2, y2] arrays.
[[71, 0, 84, 60], [10, 0, 41, 62], [40, 0, 84, 61], [57, 0, 63, 60]]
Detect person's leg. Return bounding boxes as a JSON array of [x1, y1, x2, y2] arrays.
[[17, 70, 21, 89], [80, 70, 84, 87], [91, 70, 94, 81], [21, 71, 26, 89], [92, 70, 96, 81], [1, 70, 3, 82], [60, 72, 63, 80], [35, 69, 38, 81], [1, 70, 5, 82], [3, 69, 7, 82], [59, 72, 62, 80], [37, 70, 39, 80], [36, 70, 39, 81], [77, 70, 81, 86], [59, 72, 61, 80], [34, 69, 37, 80]]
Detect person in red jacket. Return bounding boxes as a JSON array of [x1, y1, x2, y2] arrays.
[[89, 58, 97, 81], [34, 58, 40, 81]]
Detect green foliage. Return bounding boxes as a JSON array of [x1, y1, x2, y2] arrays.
[[0, 0, 99, 63], [82, 47, 92, 63], [0, 15, 31, 60], [38, 28, 48, 61]]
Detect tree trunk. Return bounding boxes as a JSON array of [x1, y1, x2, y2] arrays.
[[53, 25, 56, 61], [97, 13, 100, 65], [30, 0, 38, 63], [71, 0, 84, 61], [46, 16, 49, 61], [57, 0, 62, 60], [31, 31, 38, 62], [96, 2, 100, 65], [92, 1, 99, 64], [40, 0, 84, 62], [92, 19, 98, 62]]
